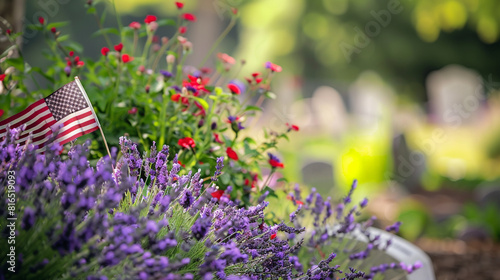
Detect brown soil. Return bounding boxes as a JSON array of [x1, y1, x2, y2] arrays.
[[416, 238, 500, 280]]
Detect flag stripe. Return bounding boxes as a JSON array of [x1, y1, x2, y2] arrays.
[[57, 117, 97, 139], [30, 109, 97, 147], [0, 105, 50, 136], [0, 109, 53, 139], [19, 109, 53, 134], [0, 99, 46, 129], [58, 123, 99, 146], [16, 119, 57, 145]]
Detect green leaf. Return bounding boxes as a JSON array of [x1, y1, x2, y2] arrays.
[[157, 19, 176, 26], [193, 97, 209, 110], [214, 87, 223, 96], [66, 42, 84, 53], [264, 92, 277, 99], [277, 178, 289, 183], [31, 67, 55, 83], [92, 28, 119, 38], [244, 137, 257, 145], [5, 57, 24, 71], [204, 86, 215, 92], [87, 6, 96, 14], [47, 22, 68, 29], [244, 105, 262, 112], [27, 24, 43, 31], [56, 34, 70, 42], [0, 45, 18, 59]]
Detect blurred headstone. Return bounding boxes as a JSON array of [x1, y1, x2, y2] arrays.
[[476, 183, 500, 208], [427, 65, 484, 125], [349, 71, 395, 133], [310, 86, 347, 137], [391, 133, 425, 191], [301, 160, 334, 193]]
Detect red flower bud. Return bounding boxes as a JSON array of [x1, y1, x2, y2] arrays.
[[211, 190, 225, 200], [178, 26, 187, 34], [51, 27, 56, 33], [114, 43, 123, 52], [171, 93, 181, 102], [76, 61, 85, 67], [182, 13, 196, 22], [144, 15, 157, 24], [121, 54, 133, 63], [255, 78, 263, 84], [175, 2, 184, 9], [128, 107, 138, 114], [270, 233, 277, 240], [38, 17, 45, 25], [227, 84, 240, 95], [226, 147, 239, 161], [101, 47, 110, 56], [0, 74, 5, 81], [178, 137, 195, 149], [6, 29, 11, 35], [129, 21, 141, 30]]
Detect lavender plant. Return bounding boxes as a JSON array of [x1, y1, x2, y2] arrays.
[[0, 1, 293, 207], [0, 129, 421, 279]]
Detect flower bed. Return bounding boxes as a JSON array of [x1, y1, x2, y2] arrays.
[[0, 1, 424, 279]]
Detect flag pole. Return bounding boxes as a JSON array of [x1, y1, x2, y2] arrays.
[[74, 76, 114, 166]]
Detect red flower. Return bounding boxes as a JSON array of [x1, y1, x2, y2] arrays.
[[211, 189, 225, 200], [101, 47, 110, 56], [270, 233, 277, 240], [251, 72, 260, 78], [51, 27, 56, 33], [178, 160, 186, 168], [182, 13, 197, 22], [286, 123, 299, 132], [114, 43, 123, 52], [269, 159, 284, 168], [76, 61, 85, 67], [227, 84, 240, 95], [128, 107, 138, 114], [178, 26, 187, 34], [69, 51, 74, 57], [213, 133, 224, 144], [265, 61, 282, 73], [245, 77, 252, 84], [178, 137, 195, 149], [286, 195, 304, 205], [175, 2, 184, 9], [38, 17, 45, 25], [0, 74, 5, 82], [129, 21, 141, 29], [121, 54, 133, 63], [144, 15, 157, 24], [226, 147, 239, 161], [193, 101, 206, 116], [217, 53, 235, 64], [255, 78, 263, 84], [171, 93, 181, 102], [6, 29, 11, 35]]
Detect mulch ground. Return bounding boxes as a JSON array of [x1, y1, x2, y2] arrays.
[[416, 238, 500, 280]]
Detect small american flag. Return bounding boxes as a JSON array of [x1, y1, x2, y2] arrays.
[[0, 78, 100, 152]]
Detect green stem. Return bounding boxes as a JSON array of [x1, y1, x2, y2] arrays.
[[198, 18, 237, 68], [158, 87, 169, 147]]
